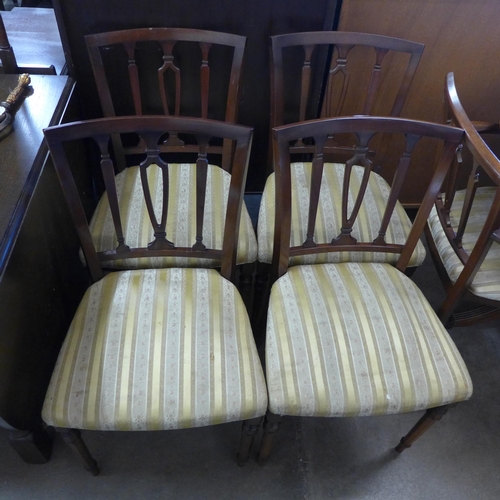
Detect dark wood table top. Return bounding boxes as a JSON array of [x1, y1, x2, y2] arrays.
[[1, 7, 66, 75], [0, 73, 74, 278]]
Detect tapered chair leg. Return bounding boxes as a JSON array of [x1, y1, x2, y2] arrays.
[[257, 411, 282, 465], [58, 428, 100, 476], [395, 404, 456, 453], [237, 417, 263, 466]]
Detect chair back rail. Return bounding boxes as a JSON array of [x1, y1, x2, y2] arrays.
[[43, 116, 253, 283], [86, 28, 246, 171], [271, 116, 462, 279]]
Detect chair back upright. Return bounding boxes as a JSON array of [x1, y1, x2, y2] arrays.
[[86, 28, 246, 171], [43, 116, 253, 283], [271, 116, 463, 279]]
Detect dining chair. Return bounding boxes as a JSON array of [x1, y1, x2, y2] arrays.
[[41, 116, 267, 474], [426, 72, 500, 327], [258, 115, 472, 462], [84, 28, 257, 281], [258, 32, 425, 269]]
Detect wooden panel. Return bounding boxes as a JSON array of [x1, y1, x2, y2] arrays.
[[53, 0, 339, 191], [339, 0, 500, 205]]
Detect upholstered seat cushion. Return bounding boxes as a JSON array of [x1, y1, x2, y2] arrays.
[[257, 162, 426, 267], [87, 164, 258, 269], [266, 262, 472, 417], [42, 268, 268, 431], [428, 187, 500, 301]]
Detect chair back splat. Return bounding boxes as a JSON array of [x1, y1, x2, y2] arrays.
[[271, 116, 463, 279], [426, 72, 500, 326], [86, 28, 246, 171]]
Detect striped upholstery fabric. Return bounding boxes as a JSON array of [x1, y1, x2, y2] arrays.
[[42, 268, 268, 431], [88, 164, 257, 269], [257, 162, 426, 267], [266, 262, 472, 417], [428, 187, 500, 301]]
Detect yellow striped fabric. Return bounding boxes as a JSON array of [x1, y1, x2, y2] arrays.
[[88, 164, 257, 269], [257, 162, 426, 266], [266, 262, 472, 417], [42, 268, 267, 430], [428, 187, 500, 301]]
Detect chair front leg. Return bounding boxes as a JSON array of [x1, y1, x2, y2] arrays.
[[58, 428, 100, 476], [257, 410, 282, 465], [395, 404, 456, 453], [237, 417, 263, 466]]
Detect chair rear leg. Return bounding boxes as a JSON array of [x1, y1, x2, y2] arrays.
[[237, 417, 262, 466], [395, 404, 456, 453], [257, 411, 282, 465], [58, 428, 100, 475]]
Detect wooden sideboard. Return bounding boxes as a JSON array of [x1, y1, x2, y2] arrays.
[[0, 74, 91, 463]]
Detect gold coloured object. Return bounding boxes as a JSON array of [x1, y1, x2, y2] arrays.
[[0, 73, 31, 139]]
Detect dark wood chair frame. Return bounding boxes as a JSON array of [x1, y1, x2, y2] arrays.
[[86, 28, 246, 173], [424, 72, 500, 327], [270, 31, 424, 159], [43, 116, 262, 474], [258, 115, 464, 462]]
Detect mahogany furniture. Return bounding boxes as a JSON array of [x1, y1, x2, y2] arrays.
[[0, 74, 91, 463], [0, 7, 66, 74], [52, 0, 341, 191], [426, 73, 500, 327], [258, 115, 472, 462], [41, 116, 267, 474]]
